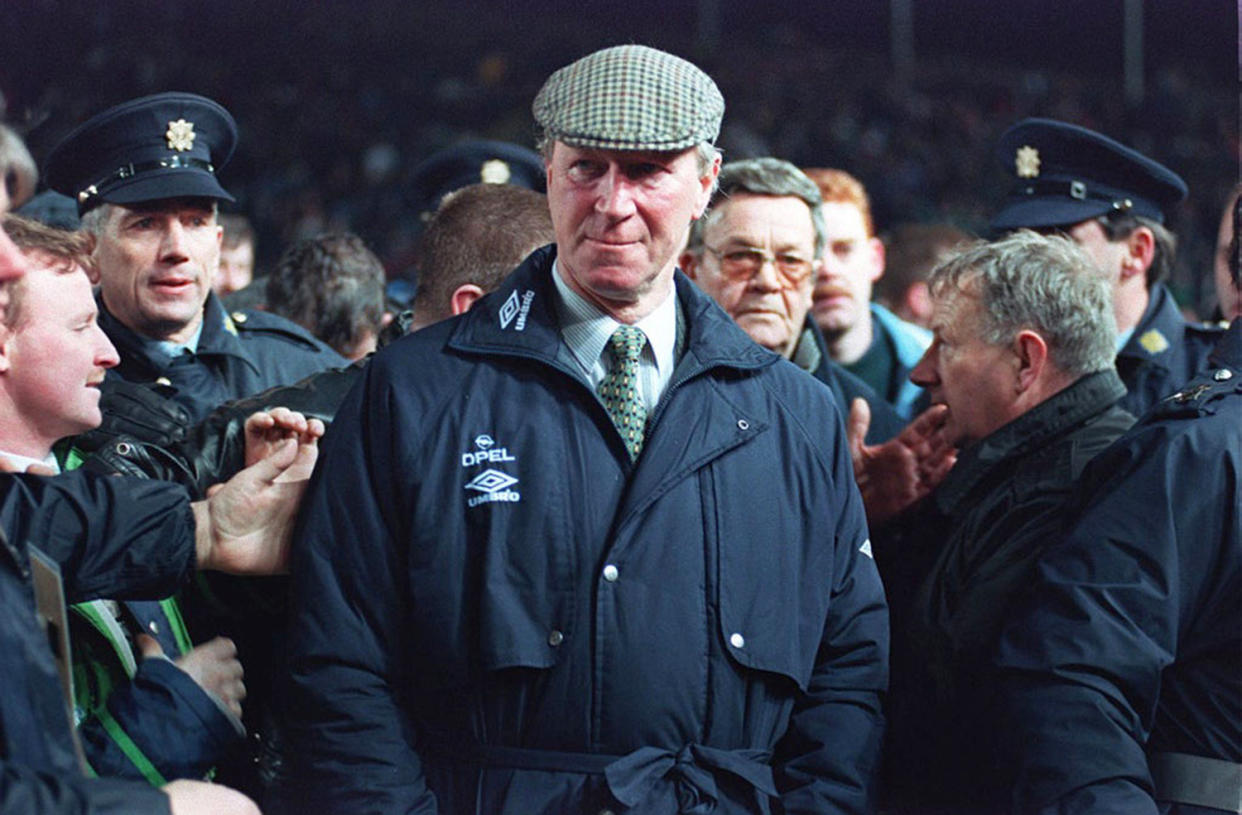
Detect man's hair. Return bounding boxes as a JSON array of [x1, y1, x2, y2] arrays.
[[78, 198, 220, 236], [1096, 211, 1177, 289], [801, 167, 875, 237], [0, 214, 93, 328], [685, 157, 825, 256], [539, 139, 722, 195], [414, 183, 555, 322], [0, 125, 37, 210], [266, 232, 386, 358], [219, 212, 255, 251], [877, 222, 972, 307], [929, 230, 1116, 377]]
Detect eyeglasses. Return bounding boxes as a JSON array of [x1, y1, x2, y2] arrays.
[[703, 245, 815, 286]]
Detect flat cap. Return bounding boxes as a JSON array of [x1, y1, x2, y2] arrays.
[[45, 92, 237, 214], [533, 45, 724, 153], [990, 117, 1187, 232], [408, 139, 545, 217]]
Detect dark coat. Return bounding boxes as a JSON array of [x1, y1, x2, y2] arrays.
[[875, 369, 1134, 811], [276, 246, 890, 815], [997, 321, 1242, 815], [796, 319, 906, 445], [1116, 282, 1225, 418], [0, 471, 196, 815], [98, 292, 346, 425]]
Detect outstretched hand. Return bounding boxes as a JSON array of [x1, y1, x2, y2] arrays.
[[193, 436, 319, 575], [848, 399, 956, 528], [243, 407, 325, 468]]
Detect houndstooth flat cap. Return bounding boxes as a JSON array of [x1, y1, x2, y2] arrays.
[[533, 45, 724, 153]]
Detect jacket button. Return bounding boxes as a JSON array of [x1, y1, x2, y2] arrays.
[[547, 629, 564, 647], [1214, 368, 1233, 381], [737, 419, 750, 430], [154, 377, 172, 387], [115, 442, 132, 456], [729, 632, 745, 649], [148, 620, 160, 636], [602, 564, 619, 582], [231, 310, 248, 324]]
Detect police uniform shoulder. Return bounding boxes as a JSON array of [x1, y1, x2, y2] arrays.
[[228, 309, 334, 350], [1150, 365, 1240, 420], [1186, 318, 1229, 338]]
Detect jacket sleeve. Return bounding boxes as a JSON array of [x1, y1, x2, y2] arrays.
[[994, 418, 1231, 815], [78, 657, 243, 784], [0, 761, 170, 815], [0, 471, 195, 603], [774, 400, 890, 815], [275, 358, 436, 814]]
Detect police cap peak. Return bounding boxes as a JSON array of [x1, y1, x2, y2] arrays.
[[533, 45, 724, 153], [45, 92, 237, 215], [990, 118, 1187, 232]]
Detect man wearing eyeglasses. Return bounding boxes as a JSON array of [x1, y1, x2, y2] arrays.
[[990, 118, 1225, 417], [681, 157, 904, 445]]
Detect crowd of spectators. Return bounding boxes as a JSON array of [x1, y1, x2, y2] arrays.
[[4, 0, 1235, 314]]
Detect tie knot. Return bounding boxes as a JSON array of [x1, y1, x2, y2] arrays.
[[609, 325, 646, 362]]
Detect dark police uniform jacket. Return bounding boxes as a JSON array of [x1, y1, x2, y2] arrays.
[[98, 291, 346, 425], [1116, 282, 1225, 418], [0, 470, 197, 815], [874, 369, 1133, 811], [276, 246, 890, 815], [997, 321, 1242, 815]]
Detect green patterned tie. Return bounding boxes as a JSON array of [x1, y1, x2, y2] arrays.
[[598, 325, 648, 460]]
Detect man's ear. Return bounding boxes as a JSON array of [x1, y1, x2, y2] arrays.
[[680, 251, 700, 280], [867, 236, 886, 283], [1013, 329, 1049, 393], [1121, 225, 1155, 281], [692, 154, 722, 220], [449, 283, 486, 317]]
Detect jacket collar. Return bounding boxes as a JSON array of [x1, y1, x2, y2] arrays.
[[448, 244, 776, 381], [98, 291, 258, 376], [934, 369, 1127, 514], [1118, 283, 1182, 363]]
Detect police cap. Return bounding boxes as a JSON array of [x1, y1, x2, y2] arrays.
[[408, 139, 544, 218], [45, 92, 237, 215], [990, 118, 1187, 232]]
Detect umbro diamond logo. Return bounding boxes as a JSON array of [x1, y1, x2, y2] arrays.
[[498, 289, 534, 331], [464, 468, 521, 507]]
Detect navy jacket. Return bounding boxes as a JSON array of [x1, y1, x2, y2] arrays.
[[997, 321, 1242, 814], [1116, 282, 1225, 417], [796, 318, 905, 445], [0, 471, 196, 815], [99, 291, 346, 425], [277, 247, 890, 815], [876, 369, 1132, 811]]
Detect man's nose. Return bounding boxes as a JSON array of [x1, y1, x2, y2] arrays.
[[909, 345, 938, 387], [595, 168, 636, 217], [160, 220, 190, 260]]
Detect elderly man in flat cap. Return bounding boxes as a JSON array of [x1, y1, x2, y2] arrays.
[[991, 118, 1225, 417], [276, 45, 887, 815], [44, 92, 345, 427]]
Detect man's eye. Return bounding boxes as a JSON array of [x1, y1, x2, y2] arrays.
[[725, 250, 762, 264], [130, 218, 156, 230], [625, 163, 662, 180], [570, 161, 604, 178]]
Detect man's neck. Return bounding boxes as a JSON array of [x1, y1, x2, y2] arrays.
[[1114, 279, 1151, 336], [825, 315, 874, 365], [0, 420, 55, 464]]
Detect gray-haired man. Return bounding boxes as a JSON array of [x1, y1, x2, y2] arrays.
[[277, 45, 888, 815], [874, 231, 1135, 812]]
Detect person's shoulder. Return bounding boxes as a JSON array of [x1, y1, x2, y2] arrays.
[[1146, 362, 1241, 426], [228, 309, 344, 358]]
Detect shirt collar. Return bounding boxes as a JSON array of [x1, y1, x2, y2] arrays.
[[550, 259, 677, 376], [0, 449, 60, 474]]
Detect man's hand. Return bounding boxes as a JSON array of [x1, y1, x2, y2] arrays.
[[139, 634, 246, 720], [192, 437, 319, 575], [243, 407, 326, 468], [164, 779, 261, 815], [848, 399, 956, 528]]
